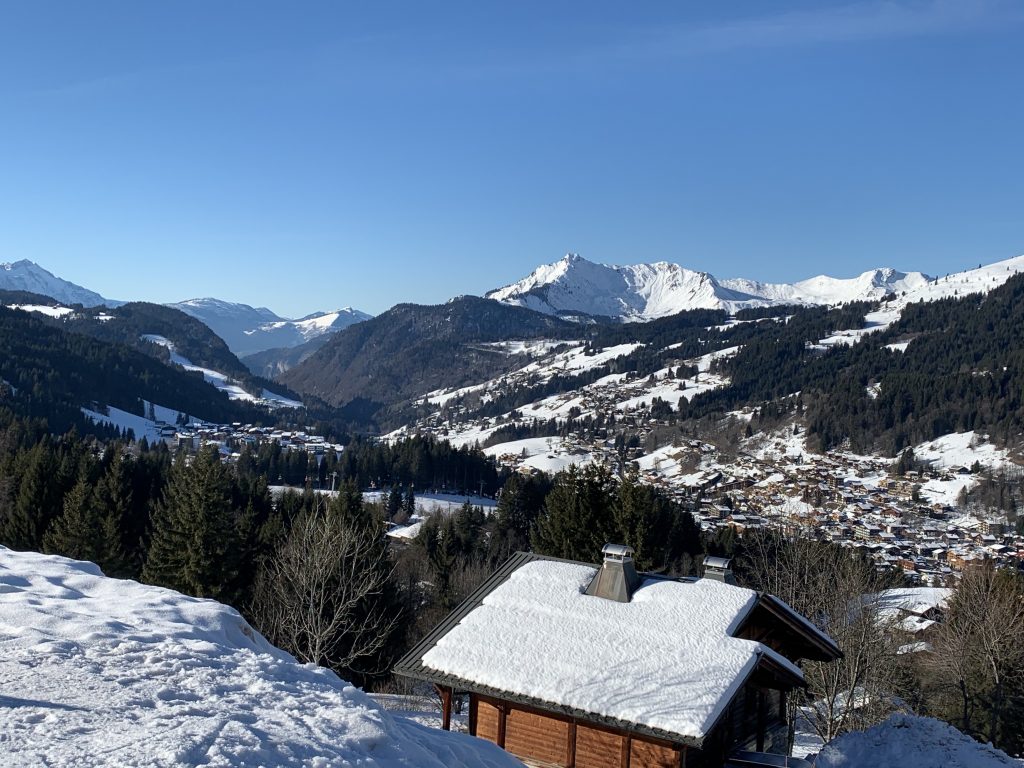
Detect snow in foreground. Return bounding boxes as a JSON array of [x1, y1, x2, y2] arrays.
[[815, 713, 1021, 768], [0, 548, 521, 768]]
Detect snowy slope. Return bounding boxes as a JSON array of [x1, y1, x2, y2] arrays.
[[0, 548, 522, 768], [142, 334, 301, 408], [805, 255, 1024, 355], [82, 402, 193, 441], [0, 260, 115, 307], [170, 298, 371, 357], [487, 253, 932, 320], [892, 254, 1024, 308]]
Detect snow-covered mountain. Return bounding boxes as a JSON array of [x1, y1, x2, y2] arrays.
[[486, 254, 932, 320], [720, 267, 931, 307], [169, 298, 372, 358], [0, 259, 115, 307]]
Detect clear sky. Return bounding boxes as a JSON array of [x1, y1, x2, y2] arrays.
[[2, 1, 1023, 317]]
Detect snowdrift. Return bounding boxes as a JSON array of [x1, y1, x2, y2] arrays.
[[815, 713, 1020, 767], [0, 547, 521, 767]]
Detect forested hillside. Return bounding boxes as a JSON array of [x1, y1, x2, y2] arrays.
[[692, 273, 1024, 454], [0, 306, 269, 434], [281, 296, 580, 415]]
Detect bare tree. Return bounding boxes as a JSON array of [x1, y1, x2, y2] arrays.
[[741, 529, 905, 743], [925, 562, 1024, 752], [252, 492, 400, 676]]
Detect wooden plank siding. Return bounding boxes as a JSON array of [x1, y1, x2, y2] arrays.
[[629, 738, 680, 768], [505, 707, 570, 766], [576, 724, 623, 768], [471, 694, 684, 768], [476, 698, 500, 743]]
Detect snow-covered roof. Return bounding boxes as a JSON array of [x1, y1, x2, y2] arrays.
[[404, 557, 808, 743], [869, 586, 952, 619], [0, 548, 520, 768]]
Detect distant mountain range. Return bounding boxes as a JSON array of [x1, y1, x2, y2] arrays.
[[0, 261, 372, 359], [0, 260, 117, 308], [168, 298, 372, 358], [486, 254, 932, 320], [4, 252, 1024, 437]]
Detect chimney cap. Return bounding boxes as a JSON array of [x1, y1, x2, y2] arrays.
[[602, 543, 635, 561], [702, 555, 737, 585]]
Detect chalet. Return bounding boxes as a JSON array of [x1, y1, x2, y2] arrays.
[[395, 546, 840, 768], [867, 586, 952, 650]]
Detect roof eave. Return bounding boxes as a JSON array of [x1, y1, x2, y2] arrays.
[[753, 593, 843, 661], [396, 663, 706, 748]]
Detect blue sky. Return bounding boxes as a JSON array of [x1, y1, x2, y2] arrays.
[[2, 1, 1023, 316]]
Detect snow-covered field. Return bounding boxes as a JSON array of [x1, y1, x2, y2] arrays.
[[7, 303, 75, 318], [482, 436, 595, 473], [0, 548, 521, 768], [363, 490, 496, 515], [912, 431, 1015, 506]]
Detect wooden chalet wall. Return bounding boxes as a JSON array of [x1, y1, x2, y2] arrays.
[[471, 694, 684, 768], [468, 680, 787, 768]]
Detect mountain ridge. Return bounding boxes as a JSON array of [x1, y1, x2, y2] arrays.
[[487, 254, 932, 320], [169, 297, 372, 358]]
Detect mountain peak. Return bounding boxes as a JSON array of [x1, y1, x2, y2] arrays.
[[0, 259, 113, 307]]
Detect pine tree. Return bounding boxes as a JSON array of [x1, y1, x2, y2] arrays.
[[488, 474, 534, 564], [42, 477, 103, 562], [142, 446, 241, 601], [2, 439, 61, 550], [401, 484, 416, 521], [93, 450, 133, 576], [532, 464, 616, 563]]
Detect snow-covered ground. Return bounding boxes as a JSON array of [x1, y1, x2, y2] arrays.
[[369, 492, 498, 541], [7, 303, 75, 318], [815, 713, 1021, 767], [363, 491, 496, 515], [914, 431, 1012, 471], [912, 431, 1015, 506], [142, 335, 301, 409], [482, 436, 595, 473], [0, 548, 521, 768]]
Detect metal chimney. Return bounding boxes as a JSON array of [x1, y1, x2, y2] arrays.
[[586, 543, 641, 603], [702, 555, 737, 585]]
